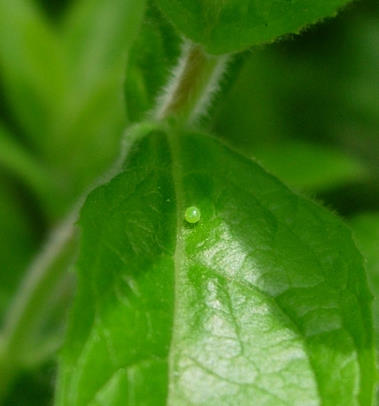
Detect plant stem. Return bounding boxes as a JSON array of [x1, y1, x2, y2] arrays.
[[0, 209, 78, 401], [155, 42, 229, 125]]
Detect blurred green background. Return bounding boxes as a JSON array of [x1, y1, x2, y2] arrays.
[[0, 0, 377, 404]]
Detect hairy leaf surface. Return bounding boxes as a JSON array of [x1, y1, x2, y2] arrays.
[[155, 0, 352, 54], [57, 127, 375, 405]]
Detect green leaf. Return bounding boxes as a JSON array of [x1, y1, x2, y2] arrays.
[[350, 213, 379, 352], [253, 141, 367, 192], [0, 123, 62, 217], [62, 0, 146, 95], [350, 213, 379, 402], [0, 0, 65, 145], [154, 0, 352, 54], [57, 128, 375, 405], [212, 11, 379, 162], [125, 3, 180, 122], [49, 0, 147, 198]]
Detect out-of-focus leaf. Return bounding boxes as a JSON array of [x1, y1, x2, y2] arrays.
[[155, 0, 352, 54], [212, 50, 290, 153], [125, 2, 180, 123], [253, 140, 367, 192], [0, 0, 65, 147], [47, 0, 147, 199], [0, 123, 61, 217], [62, 0, 146, 97], [0, 0, 148, 207], [0, 211, 77, 403], [2, 360, 55, 406], [0, 175, 38, 318], [57, 127, 375, 405]]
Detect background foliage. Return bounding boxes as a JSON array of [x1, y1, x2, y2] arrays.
[[0, 0, 377, 404]]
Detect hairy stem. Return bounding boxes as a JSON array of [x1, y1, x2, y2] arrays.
[[155, 42, 228, 125]]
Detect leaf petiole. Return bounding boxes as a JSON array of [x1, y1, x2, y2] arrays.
[[155, 42, 229, 125]]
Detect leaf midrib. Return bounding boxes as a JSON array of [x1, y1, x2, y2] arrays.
[[164, 132, 324, 406], [166, 130, 185, 406], [163, 133, 321, 405], [163, 133, 365, 405]]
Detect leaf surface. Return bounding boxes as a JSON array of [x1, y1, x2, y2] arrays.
[[350, 214, 379, 354], [57, 127, 375, 405], [154, 0, 352, 54]]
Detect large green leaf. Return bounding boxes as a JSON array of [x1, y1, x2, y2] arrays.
[[154, 0, 351, 54], [56, 127, 375, 405]]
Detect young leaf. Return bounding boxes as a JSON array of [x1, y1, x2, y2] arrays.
[[154, 0, 352, 54], [125, 3, 180, 123], [57, 128, 375, 405]]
